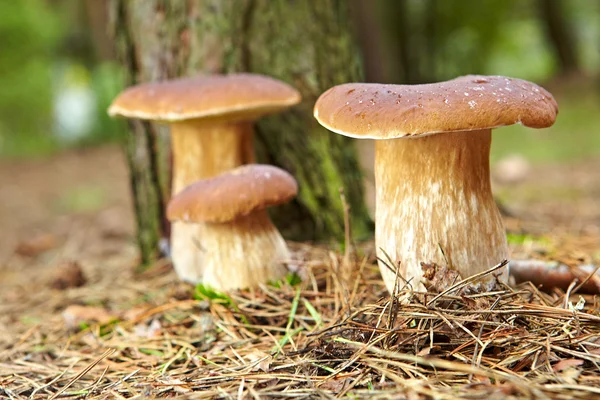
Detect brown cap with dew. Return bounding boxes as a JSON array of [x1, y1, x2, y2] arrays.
[[108, 73, 301, 122], [167, 164, 298, 223], [314, 75, 558, 139]]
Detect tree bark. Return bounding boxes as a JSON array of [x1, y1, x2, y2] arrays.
[[538, 0, 579, 75], [110, 1, 171, 266], [109, 0, 372, 262], [380, 0, 425, 84], [350, 0, 388, 83]]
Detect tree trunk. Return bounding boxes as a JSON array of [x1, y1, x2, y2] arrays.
[[538, 0, 579, 75], [109, 0, 372, 262], [380, 0, 424, 84], [110, 1, 172, 267], [350, 0, 388, 83]]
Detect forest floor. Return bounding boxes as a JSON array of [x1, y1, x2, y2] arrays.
[[1, 144, 599, 399]]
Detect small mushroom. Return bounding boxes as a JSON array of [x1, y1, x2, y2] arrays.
[[314, 75, 558, 294], [109, 74, 301, 283], [166, 164, 297, 290]]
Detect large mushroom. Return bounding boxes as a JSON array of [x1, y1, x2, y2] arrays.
[[166, 164, 297, 290], [314, 75, 558, 294], [108, 74, 301, 283]]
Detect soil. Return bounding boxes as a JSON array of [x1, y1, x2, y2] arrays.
[[0, 146, 139, 340], [0, 145, 135, 267]]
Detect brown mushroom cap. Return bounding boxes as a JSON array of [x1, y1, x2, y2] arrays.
[[167, 164, 298, 223], [108, 73, 301, 122], [314, 75, 558, 139]]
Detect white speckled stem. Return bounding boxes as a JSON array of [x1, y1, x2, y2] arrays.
[[189, 209, 289, 290], [170, 120, 254, 283], [375, 129, 509, 294]]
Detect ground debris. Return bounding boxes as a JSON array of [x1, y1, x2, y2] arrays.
[[552, 358, 584, 372], [50, 261, 87, 290], [2, 243, 600, 399], [421, 261, 463, 293], [62, 304, 118, 328], [14, 233, 57, 257]]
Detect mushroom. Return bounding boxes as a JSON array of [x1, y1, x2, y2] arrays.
[[108, 74, 301, 283], [166, 164, 298, 290], [314, 75, 558, 294]]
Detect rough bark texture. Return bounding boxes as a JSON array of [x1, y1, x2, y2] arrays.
[[109, 0, 372, 263], [110, 2, 170, 266]]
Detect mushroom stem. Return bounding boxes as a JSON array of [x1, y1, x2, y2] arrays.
[[375, 129, 509, 294], [196, 209, 289, 290], [170, 119, 255, 283], [171, 120, 255, 193]]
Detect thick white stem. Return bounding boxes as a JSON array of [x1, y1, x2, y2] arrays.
[[170, 120, 254, 283], [191, 210, 289, 290], [375, 129, 509, 294]]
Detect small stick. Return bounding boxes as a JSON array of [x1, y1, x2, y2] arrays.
[[339, 188, 354, 284], [509, 260, 600, 294], [49, 348, 115, 399]]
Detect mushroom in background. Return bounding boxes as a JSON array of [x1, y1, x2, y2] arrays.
[[314, 75, 558, 295], [108, 74, 301, 283], [167, 164, 297, 291]]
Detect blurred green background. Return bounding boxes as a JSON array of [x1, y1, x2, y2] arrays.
[[1, 0, 598, 163], [0, 0, 125, 158]]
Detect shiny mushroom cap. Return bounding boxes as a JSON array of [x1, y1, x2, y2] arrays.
[[314, 75, 558, 140], [108, 73, 301, 122], [167, 164, 298, 224]]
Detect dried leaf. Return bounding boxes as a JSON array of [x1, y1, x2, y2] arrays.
[[319, 378, 351, 392], [121, 305, 152, 321], [461, 295, 478, 309], [50, 261, 86, 290], [157, 377, 191, 393], [15, 233, 56, 257], [589, 347, 600, 356], [246, 350, 272, 372], [552, 358, 584, 372], [134, 319, 162, 338], [416, 347, 431, 357], [496, 383, 519, 396], [421, 262, 462, 293], [62, 305, 117, 329]]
